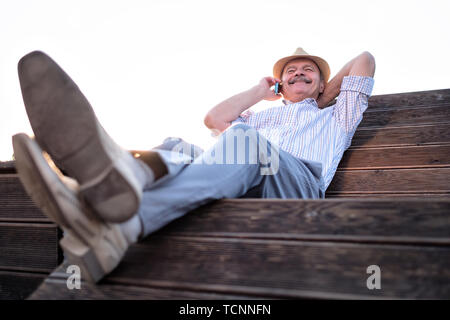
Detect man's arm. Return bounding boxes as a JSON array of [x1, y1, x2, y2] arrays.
[[204, 77, 281, 133], [317, 51, 376, 109]]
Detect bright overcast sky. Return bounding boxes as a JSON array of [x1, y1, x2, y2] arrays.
[[1, 0, 449, 160]]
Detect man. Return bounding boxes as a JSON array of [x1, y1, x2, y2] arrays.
[[12, 48, 375, 283], [205, 48, 375, 191]]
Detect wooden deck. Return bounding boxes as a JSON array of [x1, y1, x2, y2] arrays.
[[0, 161, 62, 299], [29, 199, 450, 299], [1, 88, 450, 299]]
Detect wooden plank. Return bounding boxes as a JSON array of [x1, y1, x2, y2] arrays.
[[29, 263, 266, 300], [366, 103, 450, 113], [0, 175, 49, 222], [31, 237, 450, 299], [149, 199, 450, 245], [326, 193, 450, 199], [368, 89, 450, 108], [0, 161, 15, 174], [328, 168, 450, 193], [0, 223, 60, 272], [351, 123, 450, 148], [359, 105, 450, 128], [0, 270, 47, 300], [339, 145, 450, 170], [110, 237, 450, 299]]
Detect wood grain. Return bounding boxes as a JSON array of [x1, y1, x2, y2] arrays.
[[29, 262, 267, 300], [29, 198, 450, 300], [351, 123, 450, 148], [368, 89, 450, 108], [339, 145, 450, 169], [326, 193, 450, 199], [0, 270, 47, 300], [0, 270, 48, 300], [328, 168, 450, 193], [148, 199, 450, 245], [0, 175, 49, 222], [30, 238, 450, 299], [0, 161, 15, 174], [0, 224, 60, 272], [359, 105, 450, 128]]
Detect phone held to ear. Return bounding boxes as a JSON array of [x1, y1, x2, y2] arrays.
[[274, 82, 282, 95]]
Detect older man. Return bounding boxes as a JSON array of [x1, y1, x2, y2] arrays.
[[205, 48, 375, 191], [13, 48, 375, 283]]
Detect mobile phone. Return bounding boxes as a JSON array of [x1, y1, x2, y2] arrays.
[[274, 82, 282, 95]]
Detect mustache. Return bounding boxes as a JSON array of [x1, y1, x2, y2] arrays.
[[288, 75, 312, 84]]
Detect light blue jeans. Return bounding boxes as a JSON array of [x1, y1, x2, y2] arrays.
[[133, 124, 325, 238]]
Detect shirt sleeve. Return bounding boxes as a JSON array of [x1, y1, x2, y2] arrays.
[[333, 76, 374, 147], [209, 109, 255, 138], [231, 109, 254, 125]]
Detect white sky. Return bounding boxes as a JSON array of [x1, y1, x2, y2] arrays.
[[1, 0, 449, 160]]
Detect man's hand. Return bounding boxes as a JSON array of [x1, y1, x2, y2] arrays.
[[317, 51, 376, 109], [258, 76, 283, 101], [204, 76, 281, 133]]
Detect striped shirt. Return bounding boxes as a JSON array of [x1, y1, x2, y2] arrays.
[[231, 76, 375, 192]]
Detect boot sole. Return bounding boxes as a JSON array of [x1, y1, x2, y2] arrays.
[[18, 51, 140, 223]]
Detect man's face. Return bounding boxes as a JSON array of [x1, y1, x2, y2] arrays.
[[280, 58, 325, 102]]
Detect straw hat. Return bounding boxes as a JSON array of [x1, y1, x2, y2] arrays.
[[273, 47, 330, 83]]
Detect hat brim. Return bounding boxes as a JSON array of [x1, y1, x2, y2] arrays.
[[273, 54, 330, 83]]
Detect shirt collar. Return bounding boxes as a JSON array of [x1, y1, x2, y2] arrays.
[[283, 98, 318, 107]]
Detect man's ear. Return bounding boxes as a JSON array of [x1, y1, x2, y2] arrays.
[[319, 80, 325, 94]]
